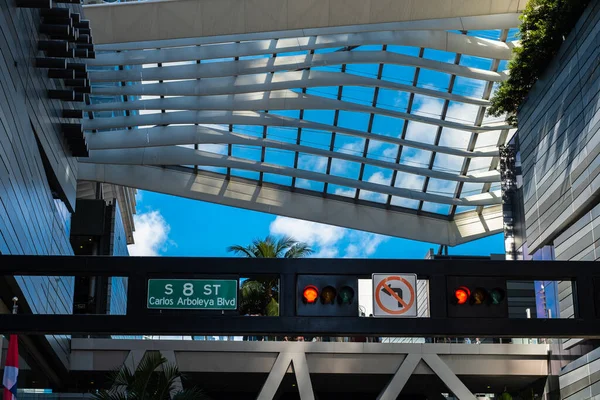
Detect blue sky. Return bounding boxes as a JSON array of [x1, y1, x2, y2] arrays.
[[128, 189, 505, 258]]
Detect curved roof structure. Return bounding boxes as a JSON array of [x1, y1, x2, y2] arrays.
[[79, 4, 520, 245]]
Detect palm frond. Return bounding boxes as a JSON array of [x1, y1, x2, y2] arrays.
[[133, 352, 168, 400], [284, 243, 313, 258], [226, 245, 256, 258]]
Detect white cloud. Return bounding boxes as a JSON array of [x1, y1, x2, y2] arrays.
[[270, 217, 345, 248], [269, 216, 388, 258], [128, 210, 171, 256]]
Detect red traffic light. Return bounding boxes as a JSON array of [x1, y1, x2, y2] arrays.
[[303, 285, 319, 304], [455, 286, 470, 305]]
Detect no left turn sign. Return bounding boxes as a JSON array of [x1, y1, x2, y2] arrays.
[[372, 273, 418, 317]]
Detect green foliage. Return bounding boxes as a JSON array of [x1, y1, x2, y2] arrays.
[[226, 235, 313, 258], [487, 0, 590, 125], [94, 352, 212, 400], [228, 235, 313, 316]]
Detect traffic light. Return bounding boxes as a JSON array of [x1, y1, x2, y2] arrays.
[[447, 277, 508, 318], [297, 275, 358, 316]]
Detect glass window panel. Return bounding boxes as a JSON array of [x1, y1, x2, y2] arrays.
[[438, 128, 471, 150], [306, 86, 338, 99], [445, 101, 480, 125], [371, 114, 405, 137], [421, 202, 451, 214], [459, 54, 493, 70], [474, 130, 501, 148], [460, 182, 485, 197], [298, 153, 328, 173], [329, 184, 356, 198], [262, 173, 292, 186], [232, 144, 262, 160], [390, 196, 420, 209], [432, 153, 464, 173], [381, 64, 416, 85], [417, 70, 451, 91], [345, 63, 380, 78], [368, 141, 397, 161], [412, 95, 444, 119], [400, 148, 432, 168], [376, 88, 410, 112], [423, 48, 455, 64], [232, 124, 263, 137], [335, 135, 364, 154], [341, 86, 375, 106], [453, 76, 486, 98], [337, 110, 369, 131], [426, 178, 457, 197], [403, 121, 438, 144], [268, 110, 300, 118], [330, 159, 361, 179], [198, 143, 228, 155], [469, 29, 502, 40], [299, 128, 332, 149], [387, 45, 421, 57], [295, 178, 324, 192], [303, 109, 335, 125], [393, 171, 425, 190], [264, 148, 295, 167], [266, 126, 299, 144], [467, 157, 494, 173]]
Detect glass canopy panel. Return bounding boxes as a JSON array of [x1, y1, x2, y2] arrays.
[[83, 19, 518, 241]]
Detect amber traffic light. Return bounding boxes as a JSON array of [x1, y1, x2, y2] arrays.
[[303, 285, 319, 304], [454, 286, 470, 305], [447, 277, 508, 318], [297, 275, 358, 317]]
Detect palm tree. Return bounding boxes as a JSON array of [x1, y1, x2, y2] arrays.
[[94, 352, 212, 400], [227, 235, 313, 259], [227, 235, 313, 317]]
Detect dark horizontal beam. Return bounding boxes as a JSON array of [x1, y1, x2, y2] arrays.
[[1, 314, 599, 338], [0, 255, 596, 280]]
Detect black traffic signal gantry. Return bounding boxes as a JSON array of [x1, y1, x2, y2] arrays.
[[296, 275, 358, 316], [447, 277, 508, 318]]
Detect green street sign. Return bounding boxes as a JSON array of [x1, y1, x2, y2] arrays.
[[147, 279, 238, 310]]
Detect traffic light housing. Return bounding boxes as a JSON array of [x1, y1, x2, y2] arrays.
[[447, 277, 508, 318], [297, 275, 358, 316]]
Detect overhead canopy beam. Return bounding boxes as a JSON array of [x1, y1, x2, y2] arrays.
[[83, 0, 526, 45], [81, 111, 501, 157], [84, 126, 501, 183], [88, 52, 507, 85], [78, 163, 503, 245], [87, 31, 513, 66]]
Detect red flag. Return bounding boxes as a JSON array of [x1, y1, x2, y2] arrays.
[[2, 335, 18, 400]]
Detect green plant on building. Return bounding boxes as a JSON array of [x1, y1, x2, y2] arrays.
[[487, 0, 590, 125]]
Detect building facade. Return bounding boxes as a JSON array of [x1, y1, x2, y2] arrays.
[[510, 1, 600, 398]]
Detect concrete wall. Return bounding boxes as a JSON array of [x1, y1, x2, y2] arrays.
[[517, 0, 600, 255], [0, 0, 82, 366]]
